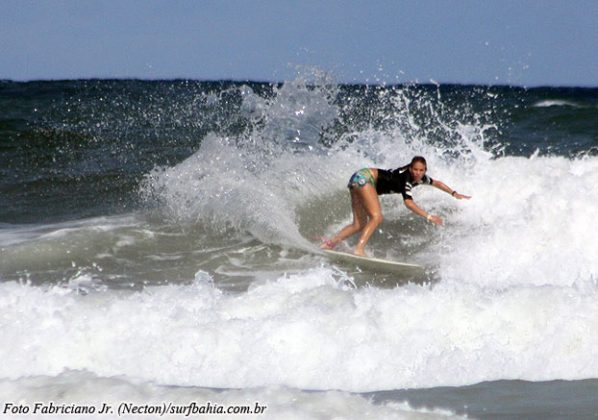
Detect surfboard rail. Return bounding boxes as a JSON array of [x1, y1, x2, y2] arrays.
[[322, 249, 424, 273]]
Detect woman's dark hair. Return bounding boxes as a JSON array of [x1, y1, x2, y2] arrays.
[[410, 156, 427, 168]]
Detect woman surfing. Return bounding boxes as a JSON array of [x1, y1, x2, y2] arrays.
[[321, 156, 471, 256]]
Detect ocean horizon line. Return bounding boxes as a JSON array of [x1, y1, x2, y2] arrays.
[[2, 77, 597, 90]]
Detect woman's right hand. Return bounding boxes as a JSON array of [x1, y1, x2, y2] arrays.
[[427, 214, 443, 225]]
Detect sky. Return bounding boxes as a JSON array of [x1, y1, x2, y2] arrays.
[[1, 0, 597, 86]]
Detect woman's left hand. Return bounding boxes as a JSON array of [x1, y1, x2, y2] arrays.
[[453, 192, 471, 200]]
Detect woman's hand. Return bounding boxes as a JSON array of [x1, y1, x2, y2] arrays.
[[452, 191, 471, 200], [432, 180, 471, 200], [427, 214, 443, 225]]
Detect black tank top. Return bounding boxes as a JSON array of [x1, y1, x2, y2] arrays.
[[376, 165, 433, 199]]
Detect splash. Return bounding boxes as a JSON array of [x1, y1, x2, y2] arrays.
[[141, 72, 499, 251], [439, 154, 598, 288]]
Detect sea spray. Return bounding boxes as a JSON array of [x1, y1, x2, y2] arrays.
[[141, 75, 500, 252]]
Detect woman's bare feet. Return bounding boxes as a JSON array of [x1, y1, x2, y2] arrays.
[[320, 238, 337, 250], [353, 247, 366, 256]]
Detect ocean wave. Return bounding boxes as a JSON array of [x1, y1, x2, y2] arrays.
[[1, 267, 597, 392], [531, 99, 582, 108]]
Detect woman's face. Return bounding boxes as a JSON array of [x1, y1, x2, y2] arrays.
[[409, 161, 427, 182]]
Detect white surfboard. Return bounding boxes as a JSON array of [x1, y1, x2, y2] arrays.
[[322, 249, 424, 274]]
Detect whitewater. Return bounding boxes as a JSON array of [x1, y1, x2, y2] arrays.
[[1, 75, 597, 418]]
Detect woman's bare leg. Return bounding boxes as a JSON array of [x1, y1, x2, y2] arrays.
[[353, 184, 383, 256], [321, 188, 367, 249], [321, 184, 383, 256]]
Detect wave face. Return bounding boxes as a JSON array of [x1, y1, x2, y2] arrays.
[[1, 76, 598, 395]]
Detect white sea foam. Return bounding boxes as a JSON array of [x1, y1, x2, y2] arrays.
[[439, 155, 598, 288], [0, 216, 141, 247], [1, 264, 597, 392], [532, 99, 581, 108]]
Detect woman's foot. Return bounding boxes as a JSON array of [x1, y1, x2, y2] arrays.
[[320, 238, 337, 250], [353, 247, 366, 257]]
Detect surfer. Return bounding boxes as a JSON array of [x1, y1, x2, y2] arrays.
[[321, 156, 471, 256]]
